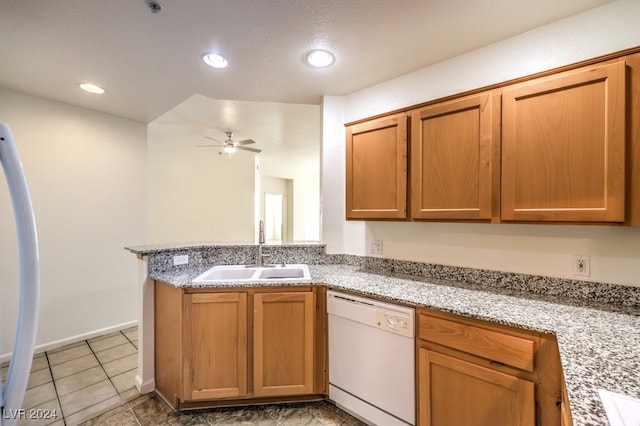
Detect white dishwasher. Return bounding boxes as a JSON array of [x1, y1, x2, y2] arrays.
[[327, 290, 415, 426]]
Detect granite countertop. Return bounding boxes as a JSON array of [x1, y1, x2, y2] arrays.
[[150, 263, 640, 426]]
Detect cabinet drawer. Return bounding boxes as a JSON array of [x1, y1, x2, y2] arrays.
[[418, 313, 535, 372]]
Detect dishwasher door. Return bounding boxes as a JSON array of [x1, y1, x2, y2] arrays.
[[327, 291, 415, 426]]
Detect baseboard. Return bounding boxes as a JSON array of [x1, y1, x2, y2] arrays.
[[135, 374, 156, 394], [0, 320, 138, 363]]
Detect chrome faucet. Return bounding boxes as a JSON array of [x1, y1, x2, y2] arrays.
[[257, 220, 271, 267]]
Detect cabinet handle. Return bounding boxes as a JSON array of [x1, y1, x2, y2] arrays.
[[490, 360, 505, 367]]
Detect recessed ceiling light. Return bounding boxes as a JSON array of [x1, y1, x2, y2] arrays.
[[306, 49, 335, 68], [203, 53, 228, 68], [78, 82, 105, 94]]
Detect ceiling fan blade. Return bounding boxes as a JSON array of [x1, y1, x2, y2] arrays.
[[238, 146, 262, 153], [194, 144, 224, 147], [234, 138, 256, 145], [204, 136, 224, 144]]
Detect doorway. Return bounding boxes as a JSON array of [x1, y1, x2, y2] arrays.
[[261, 176, 293, 242]]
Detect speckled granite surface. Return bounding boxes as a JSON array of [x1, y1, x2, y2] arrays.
[[128, 243, 640, 426]]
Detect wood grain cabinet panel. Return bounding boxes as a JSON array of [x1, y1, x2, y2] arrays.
[[418, 312, 535, 372], [410, 93, 494, 220], [183, 292, 248, 400], [346, 113, 408, 219], [154, 281, 183, 406], [253, 291, 315, 397], [154, 282, 322, 408], [417, 309, 562, 426], [419, 348, 535, 426], [501, 60, 626, 222]]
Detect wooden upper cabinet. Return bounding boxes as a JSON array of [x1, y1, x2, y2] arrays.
[[410, 93, 494, 220], [501, 60, 626, 222], [346, 113, 408, 219]]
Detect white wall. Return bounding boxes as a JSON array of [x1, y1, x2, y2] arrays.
[[322, 0, 640, 286], [147, 121, 255, 243], [343, 0, 640, 123], [0, 88, 147, 355], [320, 96, 366, 255]]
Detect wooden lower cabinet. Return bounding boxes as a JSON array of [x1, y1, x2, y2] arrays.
[[183, 292, 248, 400], [417, 309, 563, 426], [253, 292, 315, 397], [419, 348, 534, 426], [154, 281, 325, 408]]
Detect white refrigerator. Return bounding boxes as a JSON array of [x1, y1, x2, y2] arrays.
[[0, 124, 40, 426]]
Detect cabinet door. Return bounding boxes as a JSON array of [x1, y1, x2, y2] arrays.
[[502, 61, 626, 222], [184, 292, 248, 400], [346, 113, 408, 219], [253, 291, 314, 397], [410, 93, 493, 220], [419, 348, 535, 426]]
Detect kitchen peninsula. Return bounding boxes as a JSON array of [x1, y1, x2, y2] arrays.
[[126, 242, 640, 425]]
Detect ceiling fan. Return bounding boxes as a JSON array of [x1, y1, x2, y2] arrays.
[[197, 131, 262, 154]]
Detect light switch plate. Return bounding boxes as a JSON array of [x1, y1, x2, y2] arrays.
[[173, 255, 189, 266]]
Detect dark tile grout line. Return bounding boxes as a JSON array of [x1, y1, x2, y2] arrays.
[[44, 351, 67, 426], [75, 332, 137, 424], [120, 328, 137, 347], [85, 330, 142, 425], [2, 328, 140, 426], [38, 330, 138, 425]]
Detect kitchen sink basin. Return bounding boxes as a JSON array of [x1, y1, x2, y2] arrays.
[[256, 267, 308, 279], [196, 266, 258, 281], [193, 264, 311, 284]]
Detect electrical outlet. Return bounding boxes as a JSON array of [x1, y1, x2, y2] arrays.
[[572, 255, 590, 277], [370, 240, 383, 255], [173, 255, 189, 266]]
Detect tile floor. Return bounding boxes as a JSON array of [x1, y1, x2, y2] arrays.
[[83, 394, 367, 425], [1, 326, 139, 426], [2, 327, 366, 425]]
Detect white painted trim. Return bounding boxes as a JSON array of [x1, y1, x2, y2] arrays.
[[135, 374, 156, 394], [0, 320, 138, 364], [137, 255, 156, 395]]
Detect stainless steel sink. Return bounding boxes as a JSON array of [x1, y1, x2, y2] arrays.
[[193, 264, 311, 284]]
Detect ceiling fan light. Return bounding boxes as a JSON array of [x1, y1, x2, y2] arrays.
[[203, 53, 228, 68], [223, 145, 236, 154], [306, 49, 335, 68]]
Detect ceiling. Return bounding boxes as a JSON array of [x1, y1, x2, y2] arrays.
[[0, 0, 612, 150], [151, 94, 320, 163]]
